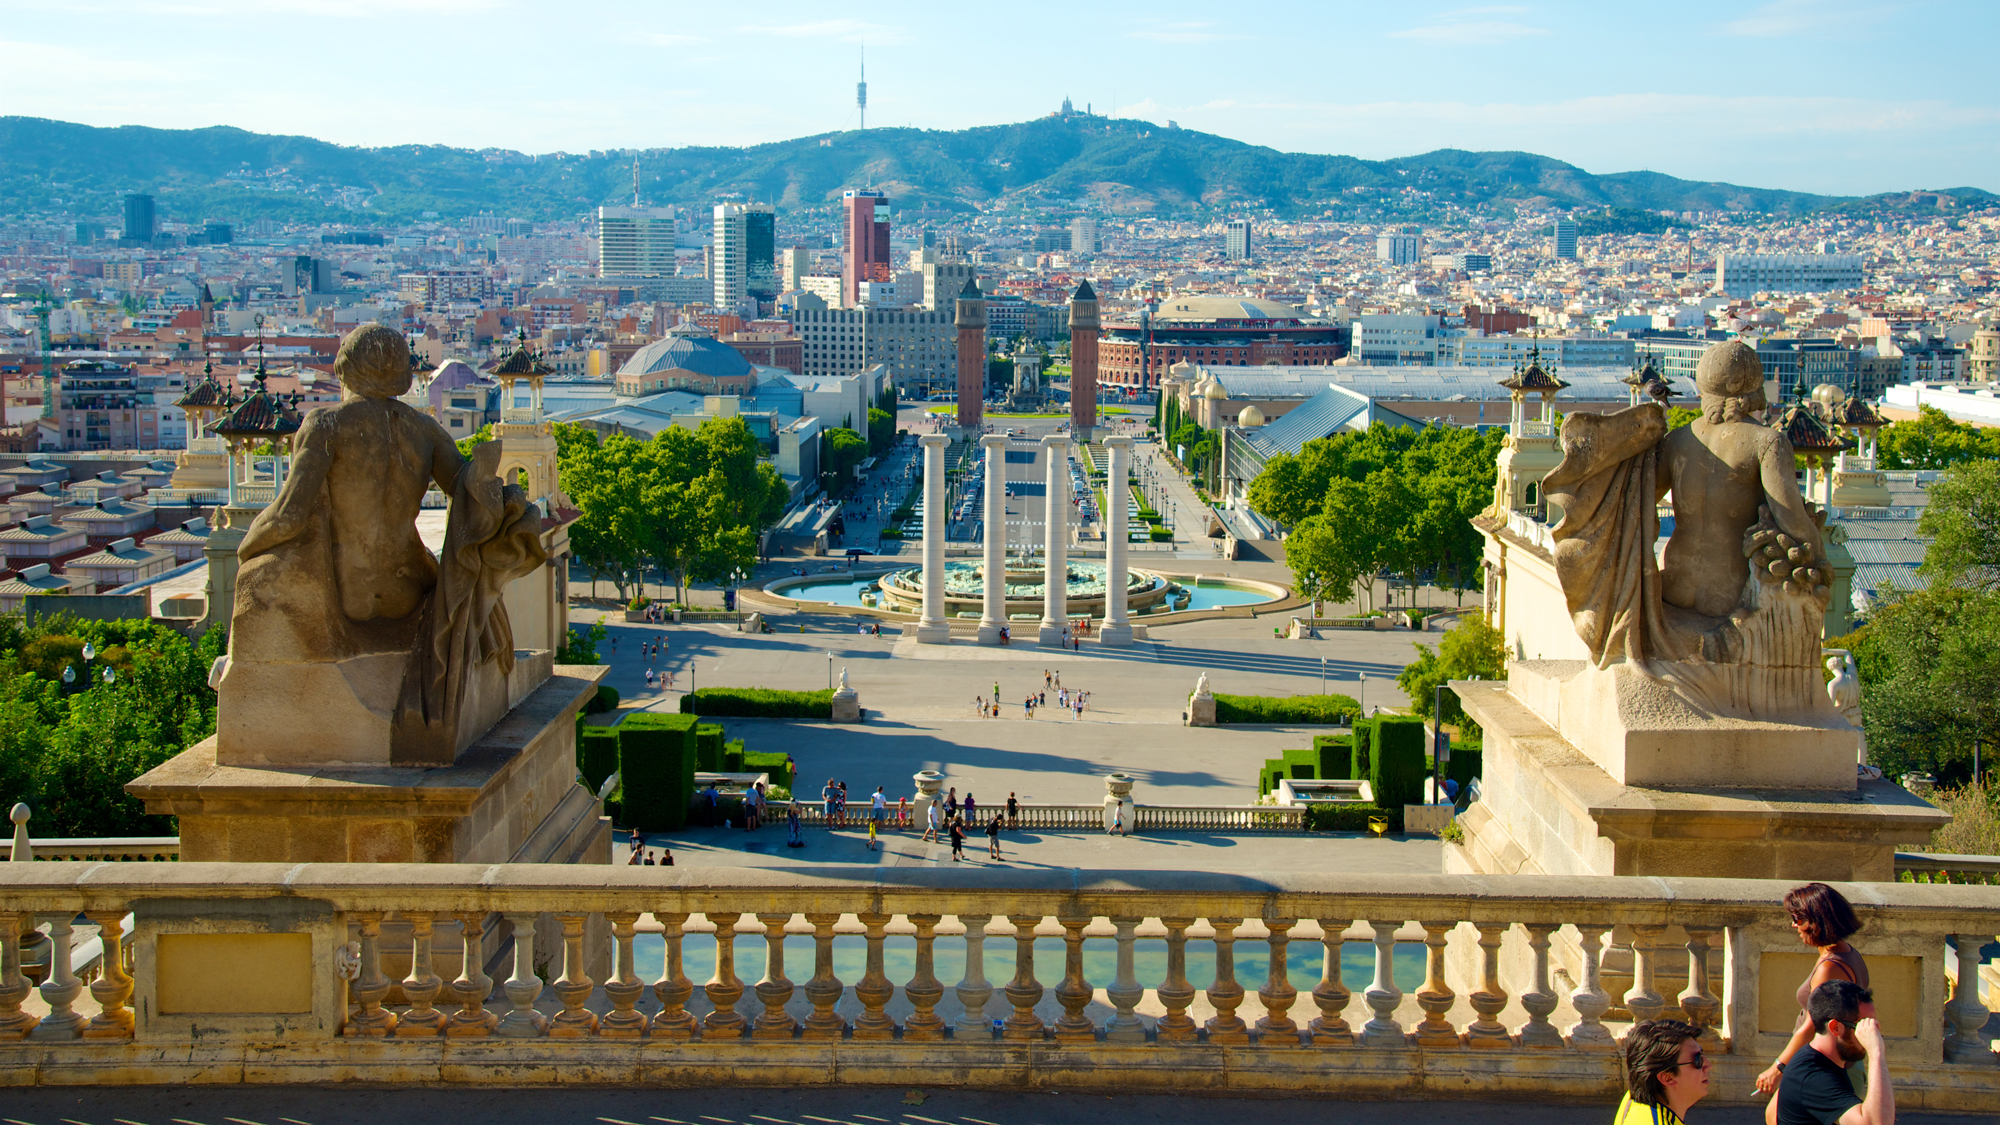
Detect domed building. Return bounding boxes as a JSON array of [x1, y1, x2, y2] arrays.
[[614, 324, 758, 397]]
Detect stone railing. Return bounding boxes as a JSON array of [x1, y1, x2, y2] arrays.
[[0, 865, 1994, 1105], [758, 804, 1302, 833], [1, 837, 179, 862], [1898, 851, 2000, 885]]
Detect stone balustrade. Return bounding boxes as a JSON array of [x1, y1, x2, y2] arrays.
[[0, 864, 1995, 1105], [779, 805, 1301, 832], [0, 837, 180, 862]]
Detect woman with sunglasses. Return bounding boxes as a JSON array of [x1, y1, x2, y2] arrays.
[[1755, 883, 1869, 1096]]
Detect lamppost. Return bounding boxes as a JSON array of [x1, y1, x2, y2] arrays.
[[60, 642, 116, 696], [827, 652, 835, 693], [1320, 656, 1327, 696]]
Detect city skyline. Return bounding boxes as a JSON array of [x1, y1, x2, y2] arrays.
[[1, 1, 1995, 198]]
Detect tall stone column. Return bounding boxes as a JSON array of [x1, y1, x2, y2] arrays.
[[1038, 434, 1071, 646], [1068, 280, 1099, 442], [1100, 435, 1134, 646], [916, 433, 950, 644], [978, 433, 1009, 644]]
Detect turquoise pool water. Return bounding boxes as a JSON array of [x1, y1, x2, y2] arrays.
[[634, 933, 1422, 993], [781, 575, 1275, 613]]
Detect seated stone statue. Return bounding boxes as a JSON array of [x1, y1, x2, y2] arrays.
[[1540, 341, 1832, 722], [216, 325, 547, 766]]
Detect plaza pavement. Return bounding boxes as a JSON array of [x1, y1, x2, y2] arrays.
[[5, 1085, 1986, 1125]]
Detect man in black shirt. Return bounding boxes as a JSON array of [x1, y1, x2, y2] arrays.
[[1769, 980, 1893, 1125]]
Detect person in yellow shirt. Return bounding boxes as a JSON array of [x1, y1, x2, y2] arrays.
[[1617, 1019, 1712, 1125]]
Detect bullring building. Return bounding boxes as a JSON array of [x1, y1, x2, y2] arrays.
[[1097, 297, 1345, 391]]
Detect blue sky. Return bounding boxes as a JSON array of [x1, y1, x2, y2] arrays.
[[3, 0, 1995, 197]]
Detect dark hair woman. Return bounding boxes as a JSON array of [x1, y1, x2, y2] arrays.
[[1754, 883, 1867, 1096]]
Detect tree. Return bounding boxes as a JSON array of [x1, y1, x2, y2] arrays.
[[1917, 459, 2000, 593], [821, 427, 868, 497], [455, 422, 494, 458], [1876, 405, 2000, 470], [1397, 615, 1508, 739], [560, 431, 648, 600]]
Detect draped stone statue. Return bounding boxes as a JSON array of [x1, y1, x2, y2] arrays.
[[215, 325, 547, 767], [1540, 340, 1835, 724]]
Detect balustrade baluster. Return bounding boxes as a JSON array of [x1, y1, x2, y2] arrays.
[[80, 909, 133, 1039], [1624, 925, 1667, 1027], [1463, 922, 1511, 1048], [1566, 923, 1615, 1049], [496, 912, 546, 1037], [0, 911, 31, 1039], [903, 914, 946, 1041], [447, 911, 498, 1036], [1104, 916, 1145, 1043], [601, 912, 646, 1038], [704, 912, 748, 1039], [1204, 917, 1249, 1044], [1360, 918, 1406, 1047], [31, 913, 84, 1039], [1678, 926, 1722, 1044], [650, 911, 698, 1040], [343, 910, 399, 1036], [1308, 917, 1353, 1046], [549, 912, 599, 1037], [1517, 922, 1563, 1049], [852, 911, 897, 1039], [1412, 920, 1458, 1047], [954, 913, 995, 1039], [801, 912, 847, 1040], [1945, 932, 1993, 1063], [1256, 916, 1300, 1046], [1156, 917, 1198, 1043], [752, 912, 798, 1040], [1001, 913, 1045, 1040], [1053, 912, 1096, 1042], [394, 912, 447, 1037]]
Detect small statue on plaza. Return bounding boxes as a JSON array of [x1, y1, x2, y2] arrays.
[[1540, 341, 1835, 722]]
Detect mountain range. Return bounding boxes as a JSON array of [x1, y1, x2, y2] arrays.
[[2, 114, 1990, 227]]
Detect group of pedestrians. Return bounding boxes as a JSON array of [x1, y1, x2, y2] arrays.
[[1615, 882, 1892, 1125], [970, 671, 1094, 720], [915, 785, 1005, 861]]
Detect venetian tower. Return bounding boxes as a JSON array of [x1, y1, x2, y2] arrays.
[[1069, 279, 1099, 440], [954, 277, 986, 434]]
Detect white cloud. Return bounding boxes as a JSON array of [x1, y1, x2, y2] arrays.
[[1390, 19, 1548, 44], [1721, 0, 1892, 37], [737, 19, 909, 46]]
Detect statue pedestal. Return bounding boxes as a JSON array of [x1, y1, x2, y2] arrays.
[[830, 687, 860, 723], [128, 665, 610, 865], [1449, 677, 1947, 882], [1187, 690, 1215, 727]]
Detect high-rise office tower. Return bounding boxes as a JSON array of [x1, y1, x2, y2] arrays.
[[780, 247, 809, 293], [713, 203, 753, 310], [955, 278, 986, 432], [1069, 279, 1099, 440], [744, 204, 776, 303], [1070, 216, 1100, 255], [123, 194, 155, 245], [842, 189, 891, 308], [1376, 233, 1421, 265], [1225, 219, 1252, 261], [1553, 219, 1578, 260], [598, 205, 678, 276]]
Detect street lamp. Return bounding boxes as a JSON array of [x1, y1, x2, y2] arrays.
[[827, 652, 835, 692]]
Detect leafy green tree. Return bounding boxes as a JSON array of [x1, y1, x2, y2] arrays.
[[1917, 459, 2000, 592], [1877, 405, 2000, 469], [455, 423, 494, 458], [561, 432, 649, 599], [821, 427, 869, 497], [1397, 615, 1508, 738]]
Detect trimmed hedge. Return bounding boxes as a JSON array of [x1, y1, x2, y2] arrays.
[[618, 713, 698, 832], [1214, 693, 1362, 725], [1305, 802, 1403, 833], [695, 724, 725, 772], [1313, 734, 1354, 779], [723, 738, 745, 773], [681, 687, 834, 719], [1148, 526, 1174, 542], [744, 750, 793, 788], [584, 684, 620, 715], [577, 727, 619, 794], [1369, 716, 1428, 811]]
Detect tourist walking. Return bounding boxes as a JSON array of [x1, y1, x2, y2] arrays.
[[1772, 981, 1891, 1125], [866, 814, 878, 851], [1109, 801, 1124, 836], [871, 786, 887, 832], [923, 800, 941, 843], [786, 801, 804, 848], [948, 817, 966, 861], [964, 792, 977, 824], [1756, 884, 1869, 1096], [1615, 1019, 1710, 1125], [986, 813, 1003, 859]]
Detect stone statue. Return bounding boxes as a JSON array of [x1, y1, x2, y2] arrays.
[[1193, 672, 1212, 697], [838, 667, 850, 692], [216, 325, 547, 766], [1540, 341, 1833, 721]]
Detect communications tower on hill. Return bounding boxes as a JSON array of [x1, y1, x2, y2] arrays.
[[856, 48, 867, 130]]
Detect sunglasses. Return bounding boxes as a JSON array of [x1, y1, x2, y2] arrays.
[[1679, 1049, 1708, 1070]]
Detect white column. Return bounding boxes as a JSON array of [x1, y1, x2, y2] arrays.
[[1100, 436, 1134, 646], [916, 433, 950, 643], [1038, 433, 1070, 646], [978, 433, 1008, 644]]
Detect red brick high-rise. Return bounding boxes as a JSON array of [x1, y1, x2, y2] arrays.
[[841, 189, 891, 307], [1068, 279, 1098, 440], [954, 278, 986, 432]]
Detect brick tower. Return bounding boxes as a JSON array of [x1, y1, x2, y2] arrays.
[[1068, 279, 1098, 441], [954, 277, 986, 433]]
